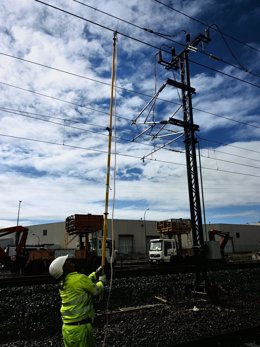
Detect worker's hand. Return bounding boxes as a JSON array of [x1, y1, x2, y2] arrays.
[[99, 274, 107, 284], [95, 266, 103, 277]]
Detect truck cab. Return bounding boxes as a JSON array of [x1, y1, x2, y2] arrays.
[[149, 238, 177, 263], [90, 237, 116, 264]]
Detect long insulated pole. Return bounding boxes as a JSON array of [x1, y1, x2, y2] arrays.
[[101, 32, 117, 271]]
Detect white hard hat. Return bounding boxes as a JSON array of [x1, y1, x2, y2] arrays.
[[49, 255, 68, 279]]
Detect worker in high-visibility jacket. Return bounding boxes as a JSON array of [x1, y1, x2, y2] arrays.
[[49, 255, 105, 347]]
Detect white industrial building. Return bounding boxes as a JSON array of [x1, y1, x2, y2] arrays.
[[2, 219, 259, 258], [26, 219, 158, 258], [205, 223, 260, 254]]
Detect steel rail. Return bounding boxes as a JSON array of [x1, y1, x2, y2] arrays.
[[0, 260, 260, 287]]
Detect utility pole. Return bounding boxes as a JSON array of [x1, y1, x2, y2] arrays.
[[158, 30, 210, 256], [16, 200, 22, 226]]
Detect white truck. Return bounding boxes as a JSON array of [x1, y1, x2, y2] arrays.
[[149, 232, 195, 264], [149, 238, 178, 263], [150, 218, 194, 263], [149, 237, 224, 264]]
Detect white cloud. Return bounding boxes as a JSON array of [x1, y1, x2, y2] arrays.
[[0, 0, 259, 228]]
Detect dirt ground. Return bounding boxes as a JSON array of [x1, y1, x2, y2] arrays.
[[0, 268, 260, 346]]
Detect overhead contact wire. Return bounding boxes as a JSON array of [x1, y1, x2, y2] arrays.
[[72, 1, 259, 78], [153, 0, 260, 53], [33, 0, 260, 89], [1, 106, 259, 170], [0, 132, 259, 178]]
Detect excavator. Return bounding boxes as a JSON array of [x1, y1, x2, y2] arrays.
[[208, 229, 233, 258], [0, 225, 29, 272], [0, 214, 115, 275]]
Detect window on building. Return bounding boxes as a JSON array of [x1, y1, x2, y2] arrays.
[[43, 229, 47, 236], [236, 232, 240, 238]]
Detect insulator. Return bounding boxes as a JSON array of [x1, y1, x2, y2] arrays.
[[204, 28, 211, 41], [158, 49, 163, 63]]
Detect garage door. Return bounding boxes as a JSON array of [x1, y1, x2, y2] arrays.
[[118, 235, 133, 254]]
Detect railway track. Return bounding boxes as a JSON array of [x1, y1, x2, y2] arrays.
[[95, 302, 260, 347], [0, 265, 259, 346], [0, 260, 260, 287], [172, 326, 260, 347], [0, 274, 54, 287]]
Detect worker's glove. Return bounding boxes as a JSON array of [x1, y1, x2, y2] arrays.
[[99, 274, 107, 284], [95, 266, 103, 277]]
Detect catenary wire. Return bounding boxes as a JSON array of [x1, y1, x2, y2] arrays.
[[1, 78, 259, 160], [1, 106, 259, 172], [198, 136, 260, 155], [72, 0, 175, 42], [0, 55, 183, 109], [0, 5, 258, 230], [1, 106, 259, 170], [1, 77, 259, 146], [190, 60, 260, 89], [192, 106, 260, 130], [0, 132, 259, 178], [1, 4, 258, 167], [206, 148, 260, 164], [0, 126, 260, 177], [210, 24, 250, 74], [71, 0, 260, 79], [0, 103, 258, 173], [0, 81, 111, 115], [1, 51, 259, 130], [199, 155, 260, 170], [0, 51, 159, 116], [153, 0, 260, 54], [0, 106, 108, 131], [0, 106, 184, 154], [33, 0, 260, 89], [0, 62, 259, 131], [34, 0, 159, 50]]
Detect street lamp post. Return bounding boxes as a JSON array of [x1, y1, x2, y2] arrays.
[[144, 208, 149, 253], [15, 200, 22, 246], [16, 200, 22, 226]]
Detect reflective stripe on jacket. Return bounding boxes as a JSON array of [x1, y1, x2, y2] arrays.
[[59, 271, 104, 324]]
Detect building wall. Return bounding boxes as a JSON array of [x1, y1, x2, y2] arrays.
[[26, 219, 158, 255], [0, 237, 13, 249], [1, 220, 260, 255], [109, 219, 158, 254], [206, 223, 260, 253], [27, 222, 66, 248]]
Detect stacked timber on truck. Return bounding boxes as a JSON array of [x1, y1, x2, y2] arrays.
[[157, 218, 193, 255], [65, 214, 104, 262], [157, 218, 191, 235], [65, 214, 103, 234]]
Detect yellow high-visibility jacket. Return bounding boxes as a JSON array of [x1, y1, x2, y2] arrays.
[[60, 271, 104, 324]]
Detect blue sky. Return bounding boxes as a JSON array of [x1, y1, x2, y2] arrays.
[[0, 0, 259, 227]]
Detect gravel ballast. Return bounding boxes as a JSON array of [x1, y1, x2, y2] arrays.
[[0, 268, 260, 346]]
